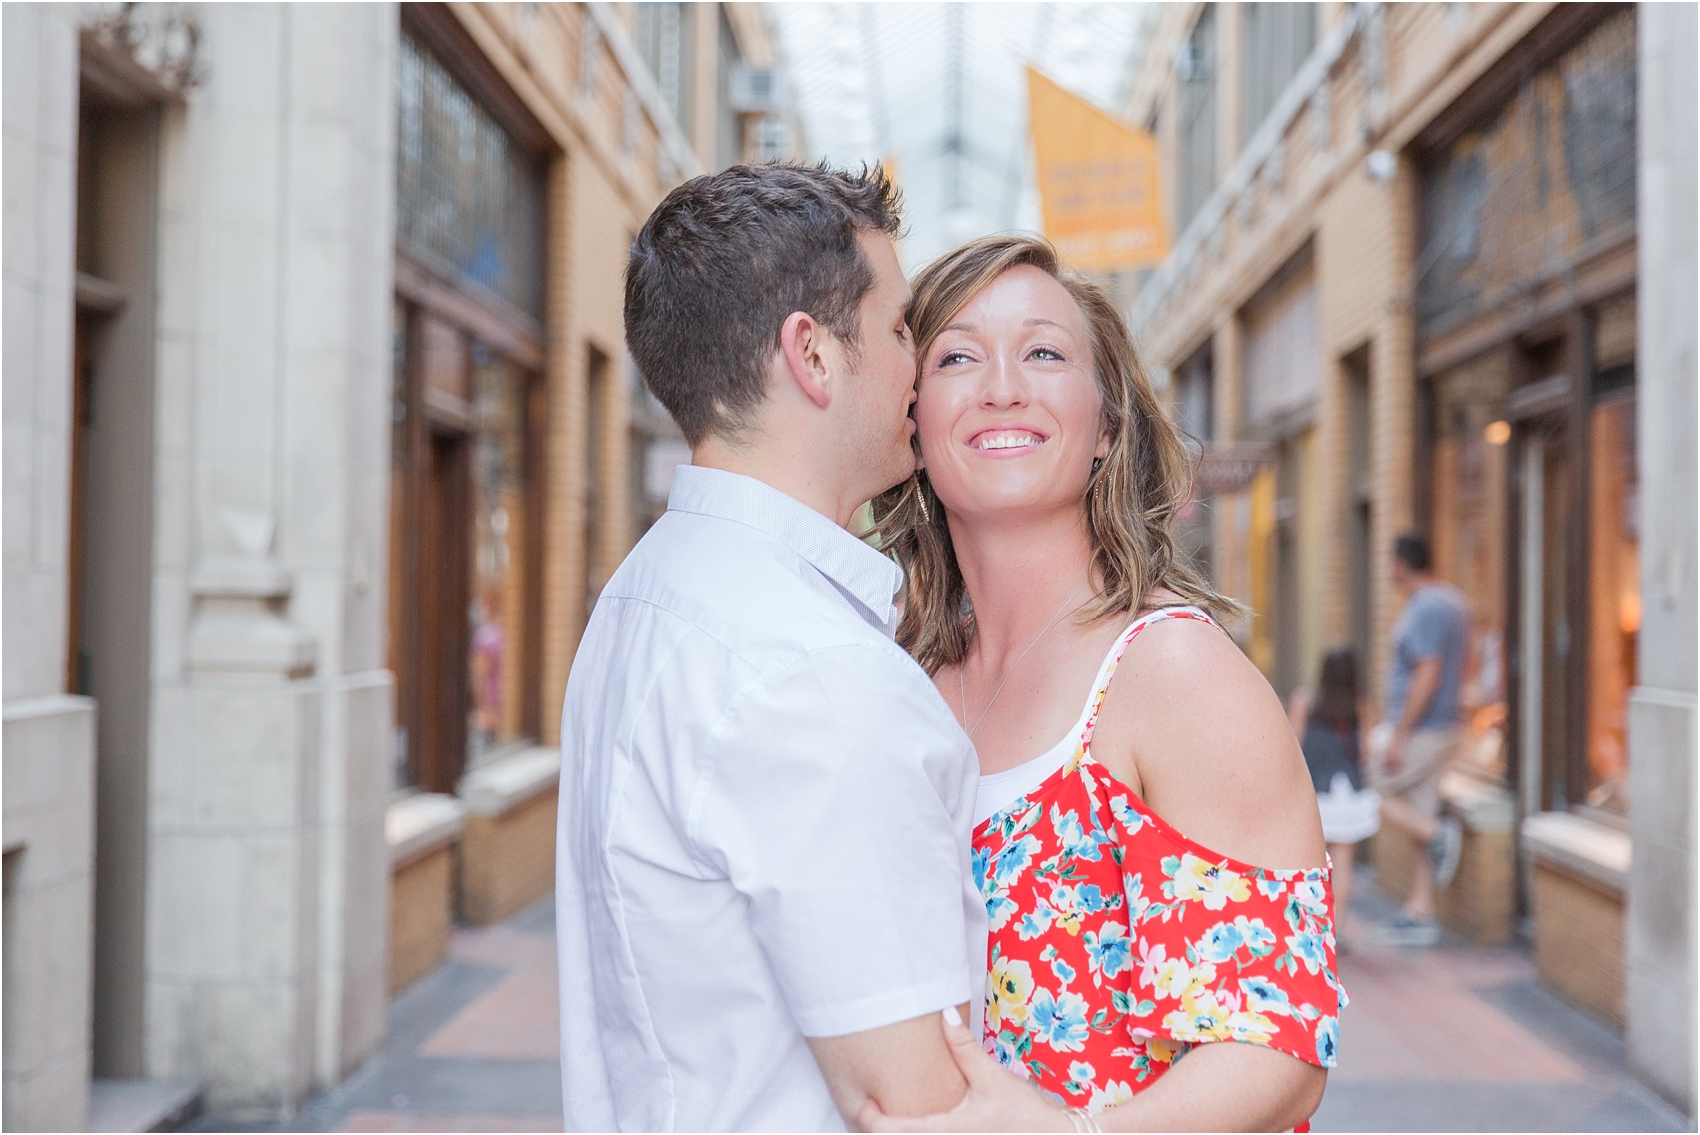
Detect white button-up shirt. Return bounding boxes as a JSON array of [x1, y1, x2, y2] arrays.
[[556, 465, 981, 1132]]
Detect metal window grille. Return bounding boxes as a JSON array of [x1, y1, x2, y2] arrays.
[[633, 3, 694, 132], [1176, 5, 1218, 235], [1242, 4, 1317, 146], [396, 32, 545, 319], [1416, 10, 1637, 336]]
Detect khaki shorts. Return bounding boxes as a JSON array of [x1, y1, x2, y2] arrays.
[[1367, 726, 1459, 817]]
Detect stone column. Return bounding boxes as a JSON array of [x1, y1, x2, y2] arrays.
[[1626, 1, 1697, 1118], [145, 3, 397, 1115], [0, 5, 96, 1130]]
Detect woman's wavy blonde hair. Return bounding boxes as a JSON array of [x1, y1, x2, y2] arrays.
[[871, 234, 1240, 675]]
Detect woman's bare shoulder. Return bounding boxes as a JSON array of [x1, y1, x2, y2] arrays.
[[1094, 611, 1326, 869]]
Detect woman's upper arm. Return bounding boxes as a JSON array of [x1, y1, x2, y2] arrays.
[[1093, 617, 1326, 871]]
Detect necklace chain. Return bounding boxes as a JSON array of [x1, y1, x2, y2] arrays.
[[959, 579, 1090, 739]]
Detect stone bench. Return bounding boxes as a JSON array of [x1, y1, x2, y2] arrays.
[[1522, 810, 1630, 1028], [1371, 769, 1517, 944]]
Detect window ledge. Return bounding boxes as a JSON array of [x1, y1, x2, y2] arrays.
[[1522, 810, 1631, 896], [458, 746, 560, 818], [386, 792, 466, 868], [1440, 769, 1516, 832]]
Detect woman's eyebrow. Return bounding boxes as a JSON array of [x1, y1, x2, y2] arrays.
[[942, 321, 976, 333], [1024, 317, 1070, 331]]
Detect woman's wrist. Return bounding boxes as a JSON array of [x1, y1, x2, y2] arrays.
[[1063, 1106, 1103, 1133]]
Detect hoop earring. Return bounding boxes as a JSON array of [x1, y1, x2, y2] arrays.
[[913, 472, 931, 524]]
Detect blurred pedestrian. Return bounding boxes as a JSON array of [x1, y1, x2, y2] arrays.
[[1368, 533, 1468, 946], [860, 234, 1338, 1133], [556, 163, 980, 1131], [1288, 647, 1380, 952]]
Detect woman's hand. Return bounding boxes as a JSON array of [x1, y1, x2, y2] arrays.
[[858, 1011, 1072, 1133]]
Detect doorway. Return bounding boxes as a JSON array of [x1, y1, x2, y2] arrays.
[[1516, 421, 1575, 820], [72, 88, 160, 1079]]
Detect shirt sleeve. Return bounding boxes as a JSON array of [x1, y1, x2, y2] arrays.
[[1132, 847, 1346, 1070], [1402, 593, 1451, 661], [691, 642, 979, 1038]]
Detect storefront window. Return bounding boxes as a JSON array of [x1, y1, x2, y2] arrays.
[[1431, 352, 1511, 782], [468, 350, 531, 766], [397, 31, 545, 319], [1585, 394, 1638, 813]]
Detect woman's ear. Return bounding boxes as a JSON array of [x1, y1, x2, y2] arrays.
[[1095, 432, 1112, 460]]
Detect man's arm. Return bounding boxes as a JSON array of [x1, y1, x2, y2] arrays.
[[696, 646, 981, 1128], [808, 1005, 970, 1129]]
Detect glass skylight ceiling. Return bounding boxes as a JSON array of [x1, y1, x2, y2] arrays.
[[771, 3, 1154, 272]]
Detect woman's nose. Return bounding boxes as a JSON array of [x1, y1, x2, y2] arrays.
[[979, 350, 1029, 407]]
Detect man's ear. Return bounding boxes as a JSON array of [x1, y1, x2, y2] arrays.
[[778, 310, 832, 409]]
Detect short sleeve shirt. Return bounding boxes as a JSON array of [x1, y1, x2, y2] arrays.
[[556, 466, 982, 1132], [1386, 583, 1469, 731]]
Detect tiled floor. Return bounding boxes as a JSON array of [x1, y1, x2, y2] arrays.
[[201, 879, 1689, 1133]]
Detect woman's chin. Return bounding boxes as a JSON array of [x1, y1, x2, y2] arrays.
[[943, 487, 1085, 527]]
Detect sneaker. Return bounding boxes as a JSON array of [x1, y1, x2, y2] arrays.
[[1371, 912, 1441, 947], [1429, 816, 1464, 888]]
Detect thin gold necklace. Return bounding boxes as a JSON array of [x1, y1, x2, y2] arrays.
[[959, 579, 1090, 739]]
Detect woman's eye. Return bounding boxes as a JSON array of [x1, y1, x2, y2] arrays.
[[936, 350, 972, 367], [1030, 346, 1065, 362]]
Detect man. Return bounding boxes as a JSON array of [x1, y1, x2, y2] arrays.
[[1370, 532, 1468, 945], [555, 164, 979, 1131]]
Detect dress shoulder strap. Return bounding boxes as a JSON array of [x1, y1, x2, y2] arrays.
[[1078, 605, 1219, 748]]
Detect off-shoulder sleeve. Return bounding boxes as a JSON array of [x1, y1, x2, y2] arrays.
[[1122, 840, 1347, 1070]]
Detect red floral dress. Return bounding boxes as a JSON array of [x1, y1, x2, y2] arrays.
[[974, 609, 1344, 1123]]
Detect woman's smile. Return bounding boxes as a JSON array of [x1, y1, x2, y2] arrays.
[[968, 425, 1050, 455]]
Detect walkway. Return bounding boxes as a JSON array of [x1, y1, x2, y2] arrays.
[[1312, 881, 1687, 1132], [204, 881, 1688, 1132], [269, 898, 563, 1132]]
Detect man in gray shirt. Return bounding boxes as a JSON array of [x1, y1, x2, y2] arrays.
[[1371, 532, 1469, 945]]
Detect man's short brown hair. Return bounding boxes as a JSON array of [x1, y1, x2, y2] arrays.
[[624, 162, 903, 446]]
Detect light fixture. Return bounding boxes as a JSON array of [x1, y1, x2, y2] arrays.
[[1484, 420, 1512, 446]]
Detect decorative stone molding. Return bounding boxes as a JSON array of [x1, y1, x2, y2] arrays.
[[78, 3, 205, 93], [185, 510, 316, 678]]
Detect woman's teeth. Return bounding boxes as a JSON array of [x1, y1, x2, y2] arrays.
[[975, 432, 1043, 451]]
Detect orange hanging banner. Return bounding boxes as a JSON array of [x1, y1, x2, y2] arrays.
[[1027, 66, 1168, 272]]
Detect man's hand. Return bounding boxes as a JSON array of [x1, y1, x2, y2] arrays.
[[858, 1009, 1069, 1133], [806, 1005, 973, 1130], [1383, 729, 1407, 774]]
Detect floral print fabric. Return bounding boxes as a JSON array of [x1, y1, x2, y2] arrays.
[[974, 609, 1345, 1116]]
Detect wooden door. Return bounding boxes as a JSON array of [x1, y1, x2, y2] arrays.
[[418, 429, 471, 793]]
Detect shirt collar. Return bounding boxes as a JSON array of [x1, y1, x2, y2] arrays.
[[667, 465, 902, 629]]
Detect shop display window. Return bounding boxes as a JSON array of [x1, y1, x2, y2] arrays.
[[1585, 393, 1638, 813], [1430, 353, 1511, 783], [468, 351, 532, 766]]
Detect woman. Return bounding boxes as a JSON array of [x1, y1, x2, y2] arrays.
[[866, 235, 1343, 1132], [1287, 648, 1381, 951]]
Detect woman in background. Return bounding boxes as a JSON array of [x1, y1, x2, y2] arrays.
[[1287, 648, 1380, 951]]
